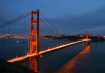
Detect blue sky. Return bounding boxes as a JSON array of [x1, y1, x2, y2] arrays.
[[0, 0, 105, 35]]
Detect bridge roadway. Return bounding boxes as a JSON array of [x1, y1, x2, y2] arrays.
[[7, 39, 91, 63]]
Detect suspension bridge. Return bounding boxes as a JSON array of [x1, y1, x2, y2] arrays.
[[0, 10, 91, 73]]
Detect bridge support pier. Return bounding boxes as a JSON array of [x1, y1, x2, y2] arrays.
[[29, 10, 39, 73]]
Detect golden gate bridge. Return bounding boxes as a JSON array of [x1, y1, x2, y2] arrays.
[[0, 10, 91, 73]]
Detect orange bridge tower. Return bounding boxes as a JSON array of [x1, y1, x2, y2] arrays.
[[84, 31, 89, 48], [29, 10, 39, 73]]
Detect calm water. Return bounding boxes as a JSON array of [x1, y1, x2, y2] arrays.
[[0, 39, 105, 73]]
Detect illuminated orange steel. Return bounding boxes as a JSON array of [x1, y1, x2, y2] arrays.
[[30, 10, 39, 73], [84, 31, 89, 47]]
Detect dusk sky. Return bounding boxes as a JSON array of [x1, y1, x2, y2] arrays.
[[0, 0, 105, 35]]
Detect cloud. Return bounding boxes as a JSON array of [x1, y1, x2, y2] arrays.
[[52, 7, 105, 34]]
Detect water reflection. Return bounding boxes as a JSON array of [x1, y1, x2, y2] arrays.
[[56, 46, 90, 73]]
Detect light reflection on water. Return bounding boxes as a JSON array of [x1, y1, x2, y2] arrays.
[[55, 46, 90, 73]]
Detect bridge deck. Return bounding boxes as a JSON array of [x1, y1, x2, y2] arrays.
[[7, 39, 90, 63]]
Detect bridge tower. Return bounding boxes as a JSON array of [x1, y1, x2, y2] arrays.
[[29, 10, 39, 72], [84, 31, 89, 48]]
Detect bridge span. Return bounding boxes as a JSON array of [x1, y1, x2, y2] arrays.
[[8, 39, 90, 63], [0, 10, 91, 72]]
